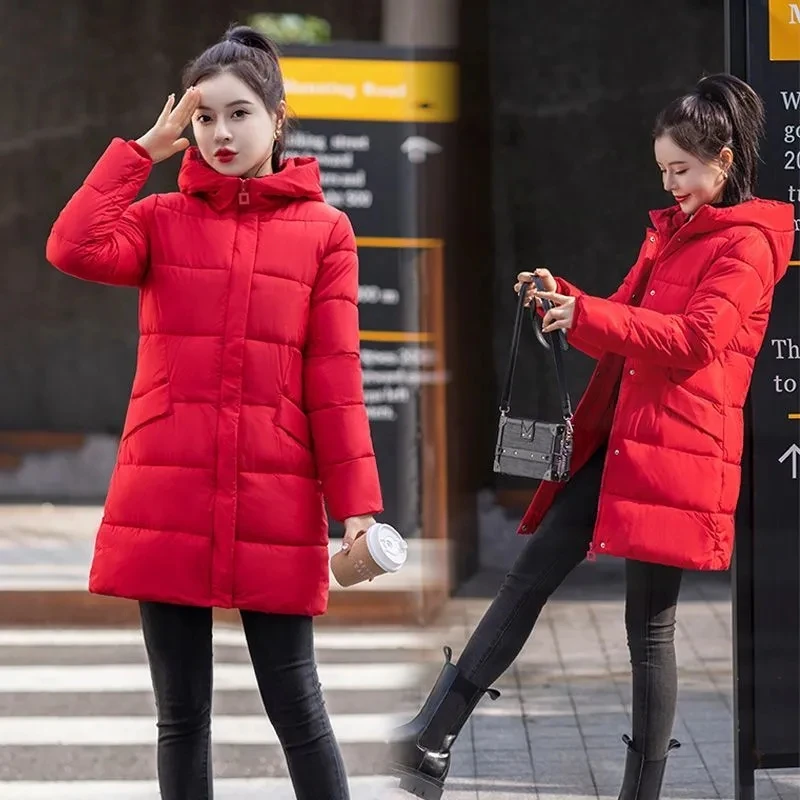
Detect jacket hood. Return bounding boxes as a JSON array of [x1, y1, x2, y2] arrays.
[[177, 148, 325, 210], [650, 198, 796, 283]]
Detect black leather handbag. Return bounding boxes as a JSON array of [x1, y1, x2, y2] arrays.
[[493, 276, 575, 482]]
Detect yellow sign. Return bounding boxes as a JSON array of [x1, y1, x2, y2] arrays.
[[280, 58, 458, 122], [769, 0, 800, 60]]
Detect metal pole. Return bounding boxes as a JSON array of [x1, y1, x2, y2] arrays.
[[726, 5, 756, 795]]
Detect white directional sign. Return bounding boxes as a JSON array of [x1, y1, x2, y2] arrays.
[[778, 443, 800, 479]]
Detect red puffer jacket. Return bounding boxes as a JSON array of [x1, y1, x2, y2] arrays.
[[520, 199, 794, 571], [46, 139, 383, 615]]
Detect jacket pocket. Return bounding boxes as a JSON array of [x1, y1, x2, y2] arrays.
[[660, 383, 724, 448], [274, 394, 312, 450], [121, 381, 173, 442]]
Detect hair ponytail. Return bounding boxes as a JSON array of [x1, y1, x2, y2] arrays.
[[653, 73, 765, 205], [224, 25, 281, 64]]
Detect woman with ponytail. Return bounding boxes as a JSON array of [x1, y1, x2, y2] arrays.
[[390, 74, 794, 800], [46, 24, 382, 800]]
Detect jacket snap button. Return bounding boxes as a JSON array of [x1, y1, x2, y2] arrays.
[[614, 449, 620, 455], [650, 290, 655, 296], [649, 236, 655, 242], [600, 542, 606, 549], [629, 369, 635, 376]]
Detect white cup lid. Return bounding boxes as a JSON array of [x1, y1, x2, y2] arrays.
[[365, 524, 407, 572]]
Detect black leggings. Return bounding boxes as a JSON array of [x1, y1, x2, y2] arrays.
[[139, 602, 349, 800], [458, 446, 683, 759]]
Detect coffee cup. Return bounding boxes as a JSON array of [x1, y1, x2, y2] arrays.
[[330, 523, 408, 587]]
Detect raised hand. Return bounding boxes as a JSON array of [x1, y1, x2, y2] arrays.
[[135, 88, 201, 164]]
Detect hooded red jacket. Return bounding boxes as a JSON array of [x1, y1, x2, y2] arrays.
[[46, 139, 383, 615], [520, 199, 794, 571]]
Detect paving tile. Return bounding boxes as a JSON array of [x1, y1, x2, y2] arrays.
[[682, 719, 734, 744], [530, 747, 596, 797], [474, 716, 530, 752], [771, 770, 800, 800], [451, 756, 478, 779], [475, 749, 534, 779]]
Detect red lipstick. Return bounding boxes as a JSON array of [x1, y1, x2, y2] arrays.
[[214, 148, 236, 163]]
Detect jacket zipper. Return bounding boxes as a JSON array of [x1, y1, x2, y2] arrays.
[[238, 178, 250, 206], [220, 177, 249, 605]]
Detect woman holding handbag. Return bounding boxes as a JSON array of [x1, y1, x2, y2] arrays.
[[390, 73, 794, 800], [46, 24, 382, 800]]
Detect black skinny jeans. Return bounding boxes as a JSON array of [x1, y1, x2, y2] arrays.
[[139, 602, 349, 800], [457, 445, 684, 760]]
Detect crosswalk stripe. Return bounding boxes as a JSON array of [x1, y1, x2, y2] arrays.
[[0, 776, 400, 799], [0, 662, 423, 693], [0, 627, 437, 650], [0, 713, 402, 746], [0, 624, 420, 787]]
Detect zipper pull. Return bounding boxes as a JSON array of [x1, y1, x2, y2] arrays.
[[238, 179, 250, 206]]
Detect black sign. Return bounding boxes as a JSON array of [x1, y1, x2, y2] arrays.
[[730, 1, 800, 795], [285, 121, 450, 240]]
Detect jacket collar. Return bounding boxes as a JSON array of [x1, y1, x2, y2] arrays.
[[648, 198, 795, 281], [176, 148, 326, 212]]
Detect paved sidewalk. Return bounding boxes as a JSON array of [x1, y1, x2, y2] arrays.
[[420, 562, 800, 800]]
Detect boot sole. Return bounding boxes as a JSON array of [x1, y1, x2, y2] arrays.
[[391, 763, 444, 800]]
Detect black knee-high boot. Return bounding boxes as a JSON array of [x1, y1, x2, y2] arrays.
[[389, 646, 500, 800], [618, 733, 681, 800]]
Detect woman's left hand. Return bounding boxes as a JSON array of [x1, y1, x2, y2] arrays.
[[532, 290, 576, 333], [342, 515, 377, 552]]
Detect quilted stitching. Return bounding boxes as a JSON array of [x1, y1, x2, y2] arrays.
[[518, 199, 795, 571], [46, 138, 383, 614]]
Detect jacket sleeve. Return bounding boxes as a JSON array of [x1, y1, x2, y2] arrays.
[[45, 138, 155, 287], [542, 241, 646, 360], [567, 231, 772, 370], [303, 212, 384, 521]]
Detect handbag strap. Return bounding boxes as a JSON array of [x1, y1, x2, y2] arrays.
[[499, 276, 573, 421]]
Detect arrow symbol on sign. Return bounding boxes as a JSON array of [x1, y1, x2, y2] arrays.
[[778, 444, 800, 479], [400, 136, 443, 164]]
